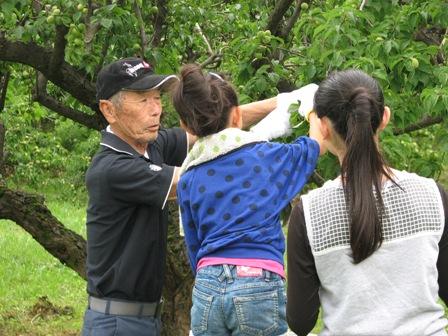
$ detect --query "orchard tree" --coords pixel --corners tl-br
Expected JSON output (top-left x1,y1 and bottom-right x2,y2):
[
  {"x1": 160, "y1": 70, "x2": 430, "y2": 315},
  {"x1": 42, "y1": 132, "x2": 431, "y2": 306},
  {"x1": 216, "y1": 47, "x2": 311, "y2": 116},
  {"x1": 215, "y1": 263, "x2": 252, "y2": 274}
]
[{"x1": 0, "y1": 0, "x2": 447, "y2": 334}]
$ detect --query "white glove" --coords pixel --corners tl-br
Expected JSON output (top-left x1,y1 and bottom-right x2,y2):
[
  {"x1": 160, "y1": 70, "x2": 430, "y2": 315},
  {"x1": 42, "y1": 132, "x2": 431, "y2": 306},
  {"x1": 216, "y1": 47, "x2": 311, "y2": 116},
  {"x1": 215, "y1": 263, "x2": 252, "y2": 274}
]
[
  {"x1": 294, "y1": 83, "x2": 318, "y2": 120},
  {"x1": 249, "y1": 84, "x2": 318, "y2": 140}
]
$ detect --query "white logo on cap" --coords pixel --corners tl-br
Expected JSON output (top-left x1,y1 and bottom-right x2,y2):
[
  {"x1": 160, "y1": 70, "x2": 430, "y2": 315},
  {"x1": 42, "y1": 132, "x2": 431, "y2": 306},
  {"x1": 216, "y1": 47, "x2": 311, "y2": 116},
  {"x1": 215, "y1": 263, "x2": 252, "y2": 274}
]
[
  {"x1": 149, "y1": 164, "x2": 162, "y2": 171},
  {"x1": 123, "y1": 61, "x2": 150, "y2": 77}
]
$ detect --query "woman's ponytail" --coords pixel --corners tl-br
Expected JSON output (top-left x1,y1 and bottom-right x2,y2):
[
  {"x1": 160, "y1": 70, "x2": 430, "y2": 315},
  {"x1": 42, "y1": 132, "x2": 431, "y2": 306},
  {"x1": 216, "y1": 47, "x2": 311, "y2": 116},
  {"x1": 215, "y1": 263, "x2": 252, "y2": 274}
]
[
  {"x1": 342, "y1": 90, "x2": 387, "y2": 263},
  {"x1": 315, "y1": 70, "x2": 395, "y2": 264}
]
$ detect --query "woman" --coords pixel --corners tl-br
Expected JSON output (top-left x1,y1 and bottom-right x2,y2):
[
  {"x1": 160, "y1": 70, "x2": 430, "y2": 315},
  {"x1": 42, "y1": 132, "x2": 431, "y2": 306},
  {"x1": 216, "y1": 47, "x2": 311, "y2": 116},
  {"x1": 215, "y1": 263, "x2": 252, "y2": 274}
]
[
  {"x1": 171, "y1": 63, "x2": 325, "y2": 336},
  {"x1": 286, "y1": 69, "x2": 448, "y2": 336}
]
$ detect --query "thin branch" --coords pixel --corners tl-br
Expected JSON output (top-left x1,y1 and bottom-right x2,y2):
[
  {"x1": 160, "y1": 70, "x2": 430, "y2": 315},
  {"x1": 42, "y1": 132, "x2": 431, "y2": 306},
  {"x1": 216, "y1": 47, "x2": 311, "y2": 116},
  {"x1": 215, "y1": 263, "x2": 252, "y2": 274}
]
[
  {"x1": 280, "y1": 0, "x2": 304, "y2": 40},
  {"x1": 266, "y1": 0, "x2": 295, "y2": 36},
  {"x1": 151, "y1": 0, "x2": 168, "y2": 47},
  {"x1": 133, "y1": 1, "x2": 148, "y2": 56},
  {"x1": 33, "y1": 73, "x2": 104, "y2": 130},
  {"x1": 310, "y1": 172, "x2": 324, "y2": 187},
  {"x1": 0, "y1": 71, "x2": 8, "y2": 174},
  {"x1": 359, "y1": 0, "x2": 367, "y2": 11},
  {"x1": 94, "y1": 31, "x2": 112, "y2": 76},
  {"x1": 393, "y1": 115, "x2": 443, "y2": 135},
  {"x1": 0, "y1": 71, "x2": 10, "y2": 113},
  {"x1": 194, "y1": 23, "x2": 213, "y2": 55},
  {"x1": 84, "y1": 0, "x2": 101, "y2": 53},
  {"x1": 194, "y1": 23, "x2": 223, "y2": 68},
  {"x1": 0, "y1": 122, "x2": 5, "y2": 174},
  {"x1": 200, "y1": 54, "x2": 222, "y2": 68},
  {"x1": 49, "y1": 25, "x2": 69, "y2": 77}
]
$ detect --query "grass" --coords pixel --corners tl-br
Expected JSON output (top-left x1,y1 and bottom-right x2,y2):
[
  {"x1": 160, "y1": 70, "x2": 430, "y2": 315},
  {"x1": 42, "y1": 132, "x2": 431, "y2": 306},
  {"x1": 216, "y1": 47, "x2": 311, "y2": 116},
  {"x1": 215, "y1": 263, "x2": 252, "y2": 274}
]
[{"x1": 0, "y1": 198, "x2": 87, "y2": 336}]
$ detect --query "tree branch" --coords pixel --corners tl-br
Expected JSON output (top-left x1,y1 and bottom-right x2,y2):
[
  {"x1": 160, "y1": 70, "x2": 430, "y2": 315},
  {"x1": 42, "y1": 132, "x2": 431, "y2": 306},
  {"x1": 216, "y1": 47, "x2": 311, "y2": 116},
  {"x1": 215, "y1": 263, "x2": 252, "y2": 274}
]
[
  {"x1": 133, "y1": 1, "x2": 148, "y2": 56},
  {"x1": 393, "y1": 115, "x2": 443, "y2": 135},
  {"x1": 0, "y1": 122, "x2": 5, "y2": 174},
  {"x1": 0, "y1": 186, "x2": 87, "y2": 279},
  {"x1": 94, "y1": 31, "x2": 113, "y2": 76},
  {"x1": 279, "y1": 0, "x2": 304, "y2": 40},
  {"x1": 0, "y1": 71, "x2": 7, "y2": 173},
  {"x1": 359, "y1": 0, "x2": 368, "y2": 10},
  {"x1": 0, "y1": 71, "x2": 10, "y2": 113},
  {"x1": 33, "y1": 73, "x2": 105, "y2": 130},
  {"x1": 84, "y1": 0, "x2": 101, "y2": 53},
  {"x1": 266, "y1": 0, "x2": 295, "y2": 36},
  {"x1": 0, "y1": 35, "x2": 99, "y2": 114},
  {"x1": 194, "y1": 23, "x2": 213, "y2": 55},
  {"x1": 49, "y1": 25, "x2": 69, "y2": 77},
  {"x1": 414, "y1": 27, "x2": 446, "y2": 64},
  {"x1": 151, "y1": 0, "x2": 168, "y2": 47},
  {"x1": 194, "y1": 23, "x2": 222, "y2": 68}
]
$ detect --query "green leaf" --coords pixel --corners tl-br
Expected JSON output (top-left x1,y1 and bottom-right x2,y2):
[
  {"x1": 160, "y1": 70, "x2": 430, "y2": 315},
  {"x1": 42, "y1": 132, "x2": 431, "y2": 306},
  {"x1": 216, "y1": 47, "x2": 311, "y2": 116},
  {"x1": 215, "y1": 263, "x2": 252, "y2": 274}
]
[{"x1": 100, "y1": 18, "x2": 113, "y2": 29}]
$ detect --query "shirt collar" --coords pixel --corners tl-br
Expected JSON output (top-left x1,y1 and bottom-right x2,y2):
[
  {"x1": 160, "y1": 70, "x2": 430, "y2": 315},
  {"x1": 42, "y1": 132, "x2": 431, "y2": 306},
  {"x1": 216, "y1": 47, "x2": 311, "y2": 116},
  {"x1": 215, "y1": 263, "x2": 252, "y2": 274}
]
[
  {"x1": 100, "y1": 126, "x2": 141, "y2": 157},
  {"x1": 180, "y1": 128, "x2": 264, "y2": 175}
]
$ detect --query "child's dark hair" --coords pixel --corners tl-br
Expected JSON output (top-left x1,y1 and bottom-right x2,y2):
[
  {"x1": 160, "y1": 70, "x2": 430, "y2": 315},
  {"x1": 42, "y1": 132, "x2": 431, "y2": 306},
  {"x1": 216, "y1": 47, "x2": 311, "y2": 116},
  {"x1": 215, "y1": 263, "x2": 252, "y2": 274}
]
[
  {"x1": 314, "y1": 69, "x2": 395, "y2": 264},
  {"x1": 171, "y1": 64, "x2": 238, "y2": 137}
]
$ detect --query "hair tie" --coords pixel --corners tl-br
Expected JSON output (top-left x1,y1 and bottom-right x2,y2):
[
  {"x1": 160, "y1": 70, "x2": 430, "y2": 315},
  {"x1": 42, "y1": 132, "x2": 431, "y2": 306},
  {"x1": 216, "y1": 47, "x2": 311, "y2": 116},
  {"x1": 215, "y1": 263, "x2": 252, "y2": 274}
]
[{"x1": 209, "y1": 72, "x2": 224, "y2": 81}]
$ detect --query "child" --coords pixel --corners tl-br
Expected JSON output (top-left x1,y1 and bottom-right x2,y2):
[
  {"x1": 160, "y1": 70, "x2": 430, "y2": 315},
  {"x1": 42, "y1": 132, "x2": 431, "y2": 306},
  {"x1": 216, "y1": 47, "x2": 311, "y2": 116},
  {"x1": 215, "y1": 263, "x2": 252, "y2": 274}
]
[{"x1": 172, "y1": 64, "x2": 324, "y2": 336}]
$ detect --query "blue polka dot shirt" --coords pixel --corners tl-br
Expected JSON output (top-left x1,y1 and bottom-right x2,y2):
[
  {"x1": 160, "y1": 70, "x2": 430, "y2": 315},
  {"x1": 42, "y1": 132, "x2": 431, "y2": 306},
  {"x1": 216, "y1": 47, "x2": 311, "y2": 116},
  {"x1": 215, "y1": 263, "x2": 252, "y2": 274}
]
[{"x1": 178, "y1": 136, "x2": 320, "y2": 273}]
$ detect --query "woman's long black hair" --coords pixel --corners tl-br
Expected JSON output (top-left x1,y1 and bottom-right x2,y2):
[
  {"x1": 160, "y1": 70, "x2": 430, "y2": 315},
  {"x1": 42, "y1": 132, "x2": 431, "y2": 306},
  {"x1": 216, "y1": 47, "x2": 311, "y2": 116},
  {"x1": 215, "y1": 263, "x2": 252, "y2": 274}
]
[{"x1": 314, "y1": 69, "x2": 395, "y2": 264}]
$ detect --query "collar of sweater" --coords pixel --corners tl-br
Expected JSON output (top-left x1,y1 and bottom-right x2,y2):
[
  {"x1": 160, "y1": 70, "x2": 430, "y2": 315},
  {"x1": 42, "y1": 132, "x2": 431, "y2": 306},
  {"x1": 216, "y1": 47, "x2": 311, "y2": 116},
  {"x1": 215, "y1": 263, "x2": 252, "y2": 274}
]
[{"x1": 180, "y1": 128, "x2": 265, "y2": 175}]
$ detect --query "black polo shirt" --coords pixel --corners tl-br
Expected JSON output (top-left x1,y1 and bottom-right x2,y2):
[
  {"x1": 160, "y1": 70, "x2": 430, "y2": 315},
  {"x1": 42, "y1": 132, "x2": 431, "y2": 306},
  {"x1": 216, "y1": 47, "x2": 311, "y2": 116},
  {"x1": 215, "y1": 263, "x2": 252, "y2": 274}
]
[{"x1": 85, "y1": 127, "x2": 187, "y2": 302}]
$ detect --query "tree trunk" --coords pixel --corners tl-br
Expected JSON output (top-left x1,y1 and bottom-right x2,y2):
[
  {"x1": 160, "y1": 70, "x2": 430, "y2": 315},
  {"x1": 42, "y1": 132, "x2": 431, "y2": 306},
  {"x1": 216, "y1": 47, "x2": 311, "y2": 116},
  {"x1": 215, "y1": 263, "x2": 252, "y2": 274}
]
[
  {"x1": 0, "y1": 123, "x2": 5, "y2": 173},
  {"x1": 163, "y1": 202, "x2": 194, "y2": 336},
  {"x1": 0, "y1": 186, "x2": 193, "y2": 335}
]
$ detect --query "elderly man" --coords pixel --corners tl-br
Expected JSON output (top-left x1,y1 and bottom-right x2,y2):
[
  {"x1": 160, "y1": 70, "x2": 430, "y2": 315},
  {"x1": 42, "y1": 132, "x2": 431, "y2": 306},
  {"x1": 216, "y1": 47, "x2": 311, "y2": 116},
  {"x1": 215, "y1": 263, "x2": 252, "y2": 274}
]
[{"x1": 82, "y1": 57, "x2": 278, "y2": 335}]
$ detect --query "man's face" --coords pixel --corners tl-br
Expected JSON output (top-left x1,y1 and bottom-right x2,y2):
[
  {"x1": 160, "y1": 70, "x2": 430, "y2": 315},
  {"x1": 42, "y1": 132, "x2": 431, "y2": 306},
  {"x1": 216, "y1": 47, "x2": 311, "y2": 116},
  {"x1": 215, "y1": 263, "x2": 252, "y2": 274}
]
[{"x1": 112, "y1": 89, "x2": 162, "y2": 146}]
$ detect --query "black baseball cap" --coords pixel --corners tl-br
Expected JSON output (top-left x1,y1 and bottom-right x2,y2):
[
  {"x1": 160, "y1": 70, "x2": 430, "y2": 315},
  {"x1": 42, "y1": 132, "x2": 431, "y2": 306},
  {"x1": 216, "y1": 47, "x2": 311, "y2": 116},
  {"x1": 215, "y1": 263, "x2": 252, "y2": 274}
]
[{"x1": 96, "y1": 57, "x2": 178, "y2": 101}]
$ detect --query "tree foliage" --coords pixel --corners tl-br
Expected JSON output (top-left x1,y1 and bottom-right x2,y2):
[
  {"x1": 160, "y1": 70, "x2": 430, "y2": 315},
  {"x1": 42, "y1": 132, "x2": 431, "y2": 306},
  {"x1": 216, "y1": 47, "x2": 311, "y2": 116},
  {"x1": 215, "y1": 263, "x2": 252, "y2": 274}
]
[{"x1": 0, "y1": 0, "x2": 447, "y2": 333}]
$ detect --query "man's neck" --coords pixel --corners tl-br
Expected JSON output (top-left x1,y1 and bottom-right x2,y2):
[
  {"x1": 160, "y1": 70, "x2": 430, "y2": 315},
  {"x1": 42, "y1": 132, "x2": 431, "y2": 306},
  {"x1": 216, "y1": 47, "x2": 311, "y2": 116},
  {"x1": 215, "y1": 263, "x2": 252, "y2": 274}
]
[{"x1": 106, "y1": 125, "x2": 148, "y2": 156}]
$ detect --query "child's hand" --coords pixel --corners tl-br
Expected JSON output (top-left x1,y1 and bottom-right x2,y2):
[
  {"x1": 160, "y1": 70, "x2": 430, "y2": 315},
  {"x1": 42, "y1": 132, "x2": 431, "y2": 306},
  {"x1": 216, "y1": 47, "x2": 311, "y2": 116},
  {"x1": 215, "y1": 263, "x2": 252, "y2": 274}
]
[{"x1": 290, "y1": 83, "x2": 319, "y2": 121}]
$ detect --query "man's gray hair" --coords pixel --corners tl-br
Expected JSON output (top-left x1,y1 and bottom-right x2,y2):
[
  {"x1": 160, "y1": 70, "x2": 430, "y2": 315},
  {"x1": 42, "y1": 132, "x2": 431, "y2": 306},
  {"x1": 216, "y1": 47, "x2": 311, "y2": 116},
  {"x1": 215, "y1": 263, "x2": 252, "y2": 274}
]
[{"x1": 109, "y1": 91, "x2": 123, "y2": 108}]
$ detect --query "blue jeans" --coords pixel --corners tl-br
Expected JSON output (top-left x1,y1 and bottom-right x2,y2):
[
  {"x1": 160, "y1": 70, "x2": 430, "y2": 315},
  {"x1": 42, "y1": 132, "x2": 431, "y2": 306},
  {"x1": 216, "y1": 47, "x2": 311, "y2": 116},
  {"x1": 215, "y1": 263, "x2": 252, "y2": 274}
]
[
  {"x1": 191, "y1": 264, "x2": 287, "y2": 336},
  {"x1": 81, "y1": 308, "x2": 161, "y2": 336}
]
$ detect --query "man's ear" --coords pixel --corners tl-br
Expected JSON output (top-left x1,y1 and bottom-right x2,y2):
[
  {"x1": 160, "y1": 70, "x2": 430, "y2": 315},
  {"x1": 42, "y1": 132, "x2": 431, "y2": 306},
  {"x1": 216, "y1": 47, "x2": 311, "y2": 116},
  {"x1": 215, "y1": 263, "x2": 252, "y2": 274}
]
[
  {"x1": 99, "y1": 99, "x2": 117, "y2": 124},
  {"x1": 379, "y1": 106, "x2": 391, "y2": 131}
]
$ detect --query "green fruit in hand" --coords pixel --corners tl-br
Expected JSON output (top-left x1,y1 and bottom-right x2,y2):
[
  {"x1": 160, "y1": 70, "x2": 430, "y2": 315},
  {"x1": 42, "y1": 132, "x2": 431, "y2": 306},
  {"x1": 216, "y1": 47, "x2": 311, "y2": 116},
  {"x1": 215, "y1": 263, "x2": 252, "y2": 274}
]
[
  {"x1": 410, "y1": 57, "x2": 419, "y2": 68},
  {"x1": 301, "y1": 2, "x2": 309, "y2": 10}
]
